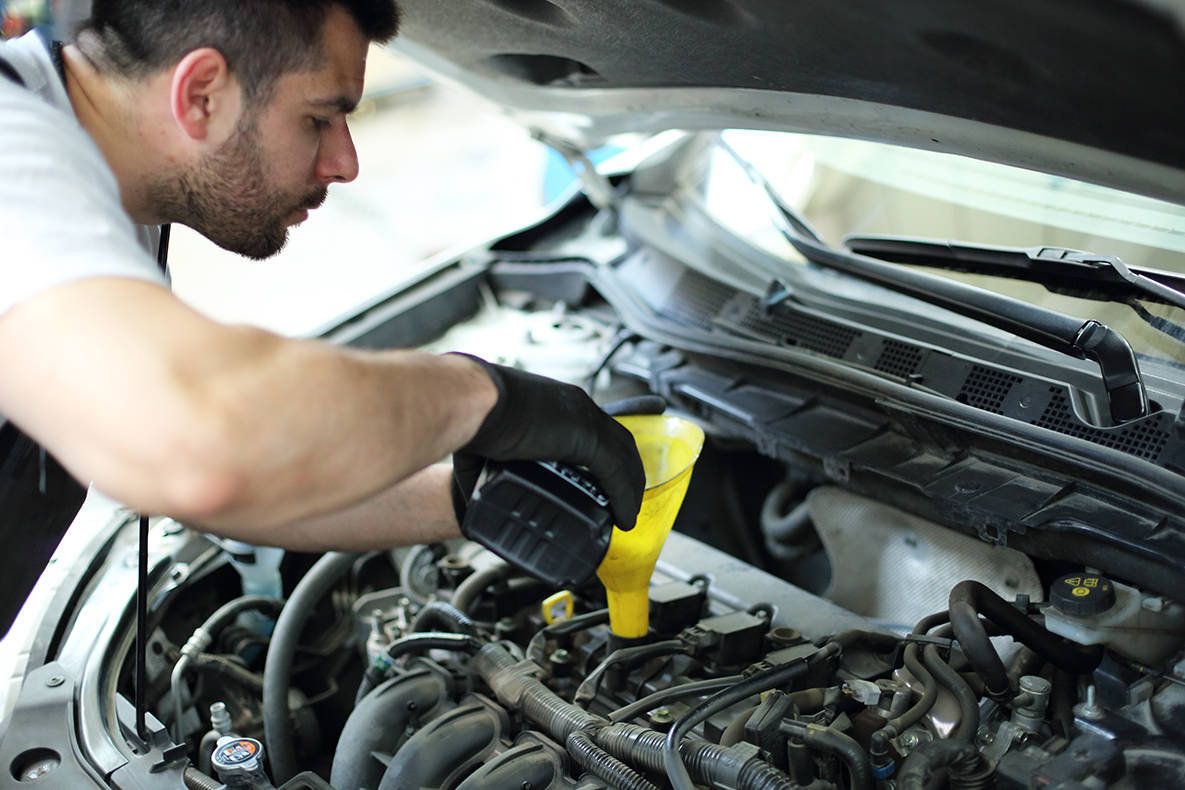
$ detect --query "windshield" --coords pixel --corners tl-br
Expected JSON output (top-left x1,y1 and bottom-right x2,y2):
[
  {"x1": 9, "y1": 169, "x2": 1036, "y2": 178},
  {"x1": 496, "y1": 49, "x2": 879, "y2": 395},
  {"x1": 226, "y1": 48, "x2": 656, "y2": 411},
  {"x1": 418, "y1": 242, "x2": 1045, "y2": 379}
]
[{"x1": 695, "y1": 130, "x2": 1185, "y2": 370}]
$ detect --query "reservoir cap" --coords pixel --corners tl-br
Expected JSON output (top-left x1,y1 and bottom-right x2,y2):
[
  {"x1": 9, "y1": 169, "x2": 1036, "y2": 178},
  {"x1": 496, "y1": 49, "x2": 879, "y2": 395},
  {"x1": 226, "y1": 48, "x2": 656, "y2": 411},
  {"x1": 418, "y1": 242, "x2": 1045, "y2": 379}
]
[
  {"x1": 212, "y1": 737, "x2": 267, "y2": 786},
  {"x1": 1050, "y1": 573, "x2": 1116, "y2": 616}
]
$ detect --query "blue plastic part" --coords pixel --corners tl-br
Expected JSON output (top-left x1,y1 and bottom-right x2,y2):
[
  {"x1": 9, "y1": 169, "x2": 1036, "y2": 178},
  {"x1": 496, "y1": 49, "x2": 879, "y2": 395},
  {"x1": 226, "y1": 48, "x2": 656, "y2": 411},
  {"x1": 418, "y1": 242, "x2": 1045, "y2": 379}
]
[{"x1": 872, "y1": 760, "x2": 896, "y2": 780}]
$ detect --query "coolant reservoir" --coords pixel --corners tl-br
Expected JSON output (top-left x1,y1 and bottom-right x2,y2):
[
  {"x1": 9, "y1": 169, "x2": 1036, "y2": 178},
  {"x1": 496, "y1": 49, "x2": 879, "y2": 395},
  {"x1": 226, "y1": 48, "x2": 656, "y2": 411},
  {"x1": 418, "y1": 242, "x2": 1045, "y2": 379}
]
[
  {"x1": 596, "y1": 415, "x2": 704, "y2": 638},
  {"x1": 1043, "y1": 572, "x2": 1185, "y2": 665}
]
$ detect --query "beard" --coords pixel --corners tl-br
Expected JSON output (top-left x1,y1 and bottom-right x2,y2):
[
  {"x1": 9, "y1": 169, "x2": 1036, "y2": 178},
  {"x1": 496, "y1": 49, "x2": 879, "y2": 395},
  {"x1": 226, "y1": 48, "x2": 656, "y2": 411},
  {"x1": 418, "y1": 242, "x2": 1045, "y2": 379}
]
[{"x1": 152, "y1": 113, "x2": 327, "y2": 261}]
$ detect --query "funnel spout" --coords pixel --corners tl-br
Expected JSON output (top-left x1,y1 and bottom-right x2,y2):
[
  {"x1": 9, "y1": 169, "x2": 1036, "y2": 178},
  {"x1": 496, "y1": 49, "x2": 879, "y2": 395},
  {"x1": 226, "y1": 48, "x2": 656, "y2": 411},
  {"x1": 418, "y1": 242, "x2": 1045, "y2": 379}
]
[{"x1": 596, "y1": 416, "x2": 704, "y2": 638}]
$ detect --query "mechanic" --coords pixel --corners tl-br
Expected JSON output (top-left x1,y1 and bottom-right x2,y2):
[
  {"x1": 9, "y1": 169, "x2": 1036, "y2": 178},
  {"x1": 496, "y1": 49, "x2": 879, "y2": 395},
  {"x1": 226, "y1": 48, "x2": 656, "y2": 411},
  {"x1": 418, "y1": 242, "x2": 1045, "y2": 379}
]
[{"x1": 0, "y1": 1, "x2": 644, "y2": 553}]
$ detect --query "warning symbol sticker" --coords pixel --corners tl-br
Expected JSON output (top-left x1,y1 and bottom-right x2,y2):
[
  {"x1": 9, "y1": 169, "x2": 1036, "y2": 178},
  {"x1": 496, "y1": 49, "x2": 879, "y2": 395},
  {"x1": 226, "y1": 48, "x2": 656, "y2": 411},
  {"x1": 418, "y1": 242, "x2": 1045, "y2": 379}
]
[
  {"x1": 1085, "y1": 578, "x2": 1098, "y2": 587},
  {"x1": 1065, "y1": 577, "x2": 1081, "y2": 586},
  {"x1": 1072, "y1": 587, "x2": 1090, "y2": 597}
]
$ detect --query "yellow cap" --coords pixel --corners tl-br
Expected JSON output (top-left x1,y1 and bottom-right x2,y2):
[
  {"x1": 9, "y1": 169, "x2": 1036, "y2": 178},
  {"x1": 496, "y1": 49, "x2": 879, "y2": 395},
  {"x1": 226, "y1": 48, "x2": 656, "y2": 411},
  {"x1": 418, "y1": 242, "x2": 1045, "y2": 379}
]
[{"x1": 596, "y1": 415, "x2": 704, "y2": 638}]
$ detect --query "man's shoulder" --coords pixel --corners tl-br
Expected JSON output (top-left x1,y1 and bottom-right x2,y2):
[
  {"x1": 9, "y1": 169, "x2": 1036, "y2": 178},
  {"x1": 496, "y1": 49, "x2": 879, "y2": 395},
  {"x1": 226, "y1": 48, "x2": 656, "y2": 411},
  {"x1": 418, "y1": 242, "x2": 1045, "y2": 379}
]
[{"x1": 0, "y1": 32, "x2": 65, "y2": 109}]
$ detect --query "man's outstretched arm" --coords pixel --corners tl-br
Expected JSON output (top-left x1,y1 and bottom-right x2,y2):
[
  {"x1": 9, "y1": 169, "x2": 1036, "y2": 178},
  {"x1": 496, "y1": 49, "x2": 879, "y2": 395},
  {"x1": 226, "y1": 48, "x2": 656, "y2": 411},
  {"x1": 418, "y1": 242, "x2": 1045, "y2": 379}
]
[
  {"x1": 0, "y1": 277, "x2": 497, "y2": 539},
  {"x1": 272, "y1": 463, "x2": 461, "y2": 552}
]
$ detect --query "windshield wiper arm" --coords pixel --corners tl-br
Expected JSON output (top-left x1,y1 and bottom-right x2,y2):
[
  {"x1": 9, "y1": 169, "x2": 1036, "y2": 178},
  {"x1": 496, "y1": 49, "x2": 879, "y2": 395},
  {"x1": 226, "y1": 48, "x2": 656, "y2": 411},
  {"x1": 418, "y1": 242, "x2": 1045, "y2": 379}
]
[
  {"x1": 844, "y1": 235, "x2": 1185, "y2": 311},
  {"x1": 714, "y1": 137, "x2": 1149, "y2": 423}
]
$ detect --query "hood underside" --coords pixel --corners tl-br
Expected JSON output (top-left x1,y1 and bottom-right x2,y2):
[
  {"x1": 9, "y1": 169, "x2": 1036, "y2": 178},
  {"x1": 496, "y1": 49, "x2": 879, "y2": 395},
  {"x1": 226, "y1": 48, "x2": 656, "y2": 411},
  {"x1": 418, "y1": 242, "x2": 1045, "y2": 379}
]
[{"x1": 394, "y1": 0, "x2": 1185, "y2": 205}]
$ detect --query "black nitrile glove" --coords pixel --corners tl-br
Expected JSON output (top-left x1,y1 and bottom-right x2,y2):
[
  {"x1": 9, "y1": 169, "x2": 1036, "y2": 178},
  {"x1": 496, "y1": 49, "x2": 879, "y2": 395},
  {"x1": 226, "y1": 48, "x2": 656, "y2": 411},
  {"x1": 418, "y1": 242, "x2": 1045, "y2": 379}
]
[{"x1": 450, "y1": 355, "x2": 646, "y2": 532}]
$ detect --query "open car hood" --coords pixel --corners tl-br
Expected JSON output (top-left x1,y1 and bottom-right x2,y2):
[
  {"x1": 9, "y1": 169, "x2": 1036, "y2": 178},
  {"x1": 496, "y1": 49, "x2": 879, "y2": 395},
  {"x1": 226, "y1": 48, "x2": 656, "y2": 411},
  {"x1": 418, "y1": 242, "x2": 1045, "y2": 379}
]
[{"x1": 394, "y1": 0, "x2": 1185, "y2": 205}]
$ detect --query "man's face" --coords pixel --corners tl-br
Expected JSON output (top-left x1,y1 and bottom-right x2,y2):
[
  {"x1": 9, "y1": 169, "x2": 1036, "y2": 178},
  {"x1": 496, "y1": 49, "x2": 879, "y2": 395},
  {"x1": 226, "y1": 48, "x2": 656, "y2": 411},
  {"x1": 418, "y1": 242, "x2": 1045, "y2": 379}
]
[{"x1": 179, "y1": 6, "x2": 368, "y2": 259}]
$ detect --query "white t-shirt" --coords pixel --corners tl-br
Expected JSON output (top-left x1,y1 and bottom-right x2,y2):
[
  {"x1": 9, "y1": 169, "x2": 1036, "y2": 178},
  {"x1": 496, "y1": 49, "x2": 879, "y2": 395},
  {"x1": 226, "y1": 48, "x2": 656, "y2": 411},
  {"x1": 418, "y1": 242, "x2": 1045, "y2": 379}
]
[{"x1": 0, "y1": 32, "x2": 168, "y2": 320}]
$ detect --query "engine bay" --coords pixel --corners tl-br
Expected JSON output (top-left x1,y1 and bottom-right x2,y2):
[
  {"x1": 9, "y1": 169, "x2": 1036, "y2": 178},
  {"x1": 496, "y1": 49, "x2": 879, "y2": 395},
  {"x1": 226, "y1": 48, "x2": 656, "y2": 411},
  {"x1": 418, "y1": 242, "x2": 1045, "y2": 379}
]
[
  {"x1": 80, "y1": 289, "x2": 1185, "y2": 790},
  {"x1": 127, "y1": 521, "x2": 1185, "y2": 790}
]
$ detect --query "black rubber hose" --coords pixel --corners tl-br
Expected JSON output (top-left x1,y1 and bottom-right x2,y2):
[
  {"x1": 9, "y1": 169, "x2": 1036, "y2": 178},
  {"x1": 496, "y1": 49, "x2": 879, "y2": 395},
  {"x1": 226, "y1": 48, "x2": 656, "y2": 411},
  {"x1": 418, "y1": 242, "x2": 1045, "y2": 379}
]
[
  {"x1": 171, "y1": 595, "x2": 284, "y2": 741},
  {"x1": 664, "y1": 644, "x2": 837, "y2": 790},
  {"x1": 265, "y1": 552, "x2": 362, "y2": 785},
  {"x1": 543, "y1": 607, "x2": 611, "y2": 636},
  {"x1": 567, "y1": 729, "x2": 660, "y2": 790},
  {"x1": 949, "y1": 581, "x2": 1104, "y2": 703},
  {"x1": 450, "y1": 561, "x2": 515, "y2": 616},
  {"x1": 786, "y1": 722, "x2": 872, "y2": 790},
  {"x1": 527, "y1": 608, "x2": 610, "y2": 663},
  {"x1": 575, "y1": 640, "x2": 689, "y2": 707},
  {"x1": 1007, "y1": 646, "x2": 1045, "y2": 681},
  {"x1": 921, "y1": 644, "x2": 979, "y2": 741},
  {"x1": 897, "y1": 739, "x2": 995, "y2": 790},
  {"x1": 353, "y1": 633, "x2": 483, "y2": 703},
  {"x1": 825, "y1": 629, "x2": 901, "y2": 654},
  {"x1": 192, "y1": 653, "x2": 264, "y2": 693},
  {"x1": 412, "y1": 601, "x2": 478, "y2": 635},
  {"x1": 880, "y1": 644, "x2": 937, "y2": 736},
  {"x1": 200, "y1": 595, "x2": 286, "y2": 637},
  {"x1": 596, "y1": 724, "x2": 798, "y2": 790},
  {"x1": 389, "y1": 632, "x2": 483, "y2": 661},
  {"x1": 1050, "y1": 668, "x2": 1077, "y2": 740},
  {"x1": 720, "y1": 706, "x2": 758, "y2": 747},
  {"x1": 609, "y1": 675, "x2": 746, "y2": 723}
]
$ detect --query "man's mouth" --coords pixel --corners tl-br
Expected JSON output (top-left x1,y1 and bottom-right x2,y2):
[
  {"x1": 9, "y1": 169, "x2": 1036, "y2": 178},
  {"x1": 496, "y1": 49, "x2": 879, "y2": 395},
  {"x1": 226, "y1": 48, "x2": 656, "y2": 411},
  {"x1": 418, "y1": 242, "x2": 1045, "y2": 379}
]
[{"x1": 287, "y1": 189, "x2": 328, "y2": 226}]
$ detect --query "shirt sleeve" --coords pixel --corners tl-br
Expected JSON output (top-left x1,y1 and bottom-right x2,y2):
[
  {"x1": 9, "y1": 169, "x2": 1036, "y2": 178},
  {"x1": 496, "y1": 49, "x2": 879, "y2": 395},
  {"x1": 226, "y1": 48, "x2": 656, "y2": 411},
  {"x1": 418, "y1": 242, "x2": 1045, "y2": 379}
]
[{"x1": 0, "y1": 80, "x2": 168, "y2": 319}]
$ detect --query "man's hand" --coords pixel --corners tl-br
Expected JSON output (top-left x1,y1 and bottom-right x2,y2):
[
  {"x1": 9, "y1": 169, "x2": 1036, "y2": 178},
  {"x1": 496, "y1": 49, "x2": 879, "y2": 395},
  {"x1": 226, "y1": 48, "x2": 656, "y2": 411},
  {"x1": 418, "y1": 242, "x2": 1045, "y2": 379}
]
[{"x1": 450, "y1": 356, "x2": 646, "y2": 531}]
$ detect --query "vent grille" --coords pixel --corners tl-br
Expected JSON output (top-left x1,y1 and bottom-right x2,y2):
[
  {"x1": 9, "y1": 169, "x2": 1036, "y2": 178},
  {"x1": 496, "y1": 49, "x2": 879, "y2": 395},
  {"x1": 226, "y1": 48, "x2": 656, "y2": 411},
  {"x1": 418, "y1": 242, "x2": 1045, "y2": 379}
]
[
  {"x1": 1034, "y1": 388, "x2": 1170, "y2": 460},
  {"x1": 874, "y1": 339, "x2": 925, "y2": 378},
  {"x1": 736, "y1": 302, "x2": 859, "y2": 359},
  {"x1": 958, "y1": 366, "x2": 1022, "y2": 415},
  {"x1": 658, "y1": 270, "x2": 736, "y2": 330}
]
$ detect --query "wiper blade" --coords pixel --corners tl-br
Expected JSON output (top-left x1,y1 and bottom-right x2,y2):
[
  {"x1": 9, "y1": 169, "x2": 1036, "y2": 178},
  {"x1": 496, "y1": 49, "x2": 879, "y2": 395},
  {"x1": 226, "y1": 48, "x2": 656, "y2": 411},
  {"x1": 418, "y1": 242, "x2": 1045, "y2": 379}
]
[
  {"x1": 844, "y1": 235, "x2": 1185, "y2": 311},
  {"x1": 715, "y1": 136, "x2": 1149, "y2": 424}
]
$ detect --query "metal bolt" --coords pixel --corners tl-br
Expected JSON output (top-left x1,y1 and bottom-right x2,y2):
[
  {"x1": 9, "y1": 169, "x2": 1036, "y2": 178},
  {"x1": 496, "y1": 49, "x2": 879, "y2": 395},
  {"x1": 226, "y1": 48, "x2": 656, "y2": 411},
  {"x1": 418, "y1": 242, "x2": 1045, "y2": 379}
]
[
  {"x1": 1074, "y1": 685, "x2": 1105, "y2": 721},
  {"x1": 898, "y1": 732, "x2": 919, "y2": 749},
  {"x1": 522, "y1": 783, "x2": 533, "y2": 790},
  {"x1": 976, "y1": 726, "x2": 995, "y2": 746},
  {"x1": 45, "y1": 676, "x2": 64, "y2": 688},
  {"x1": 650, "y1": 707, "x2": 674, "y2": 725},
  {"x1": 551, "y1": 649, "x2": 571, "y2": 663}
]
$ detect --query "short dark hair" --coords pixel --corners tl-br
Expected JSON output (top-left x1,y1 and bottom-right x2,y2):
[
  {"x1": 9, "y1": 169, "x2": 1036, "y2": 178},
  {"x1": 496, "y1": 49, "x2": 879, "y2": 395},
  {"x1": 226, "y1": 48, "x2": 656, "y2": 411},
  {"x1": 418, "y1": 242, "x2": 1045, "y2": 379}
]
[{"x1": 74, "y1": 0, "x2": 400, "y2": 104}]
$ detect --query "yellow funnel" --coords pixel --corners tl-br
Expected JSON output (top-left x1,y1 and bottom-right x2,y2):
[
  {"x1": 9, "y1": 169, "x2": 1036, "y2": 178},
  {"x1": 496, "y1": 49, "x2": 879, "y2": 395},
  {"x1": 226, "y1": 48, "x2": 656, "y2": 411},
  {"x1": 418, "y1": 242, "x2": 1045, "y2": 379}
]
[{"x1": 597, "y1": 415, "x2": 704, "y2": 638}]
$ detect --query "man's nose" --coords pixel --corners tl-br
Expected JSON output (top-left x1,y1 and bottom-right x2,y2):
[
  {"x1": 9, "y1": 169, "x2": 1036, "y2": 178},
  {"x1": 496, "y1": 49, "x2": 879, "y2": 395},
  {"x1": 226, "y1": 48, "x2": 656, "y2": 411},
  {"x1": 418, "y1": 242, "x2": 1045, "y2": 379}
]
[{"x1": 317, "y1": 120, "x2": 360, "y2": 184}]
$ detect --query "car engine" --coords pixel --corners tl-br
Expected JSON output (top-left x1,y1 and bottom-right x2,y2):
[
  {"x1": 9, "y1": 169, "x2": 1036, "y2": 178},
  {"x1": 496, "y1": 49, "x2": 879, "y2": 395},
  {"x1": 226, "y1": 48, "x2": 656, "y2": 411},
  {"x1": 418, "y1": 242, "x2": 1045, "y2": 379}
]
[
  {"x1": 112, "y1": 300, "x2": 1185, "y2": 790},
  {"x1": 149, "y1": 531, "x2": 1185, "y2": 790}
]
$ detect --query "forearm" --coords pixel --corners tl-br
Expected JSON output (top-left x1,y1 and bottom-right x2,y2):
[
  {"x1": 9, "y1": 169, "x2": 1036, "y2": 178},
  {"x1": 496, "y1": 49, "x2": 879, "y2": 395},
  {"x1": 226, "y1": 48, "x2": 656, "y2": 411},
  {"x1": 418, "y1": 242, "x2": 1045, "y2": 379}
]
[
  {"x1": 205, "y1": 464, "x2": 461, "y2": 552},
  {"x1": 179, "y1": 338, "x2": 493, "y2": 529},
  {"x1": 0, "y1": 280, "x2": 496, "y2": 528}
]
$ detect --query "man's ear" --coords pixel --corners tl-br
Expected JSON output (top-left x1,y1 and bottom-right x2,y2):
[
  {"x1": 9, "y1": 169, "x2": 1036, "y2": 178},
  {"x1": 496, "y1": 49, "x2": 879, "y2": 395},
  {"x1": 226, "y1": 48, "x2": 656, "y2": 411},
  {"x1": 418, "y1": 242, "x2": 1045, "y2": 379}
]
[{"x1": 169, "y1": 48, "x2": 241, "y2": 142}]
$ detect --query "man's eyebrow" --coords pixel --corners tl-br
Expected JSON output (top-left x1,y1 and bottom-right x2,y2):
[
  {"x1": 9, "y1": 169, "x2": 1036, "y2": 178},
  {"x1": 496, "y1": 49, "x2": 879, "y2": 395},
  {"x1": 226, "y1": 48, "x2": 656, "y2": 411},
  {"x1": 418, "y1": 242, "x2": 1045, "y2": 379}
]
[{"x1": 308, "y1": 96, "x2": 358, "y2": 114}]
